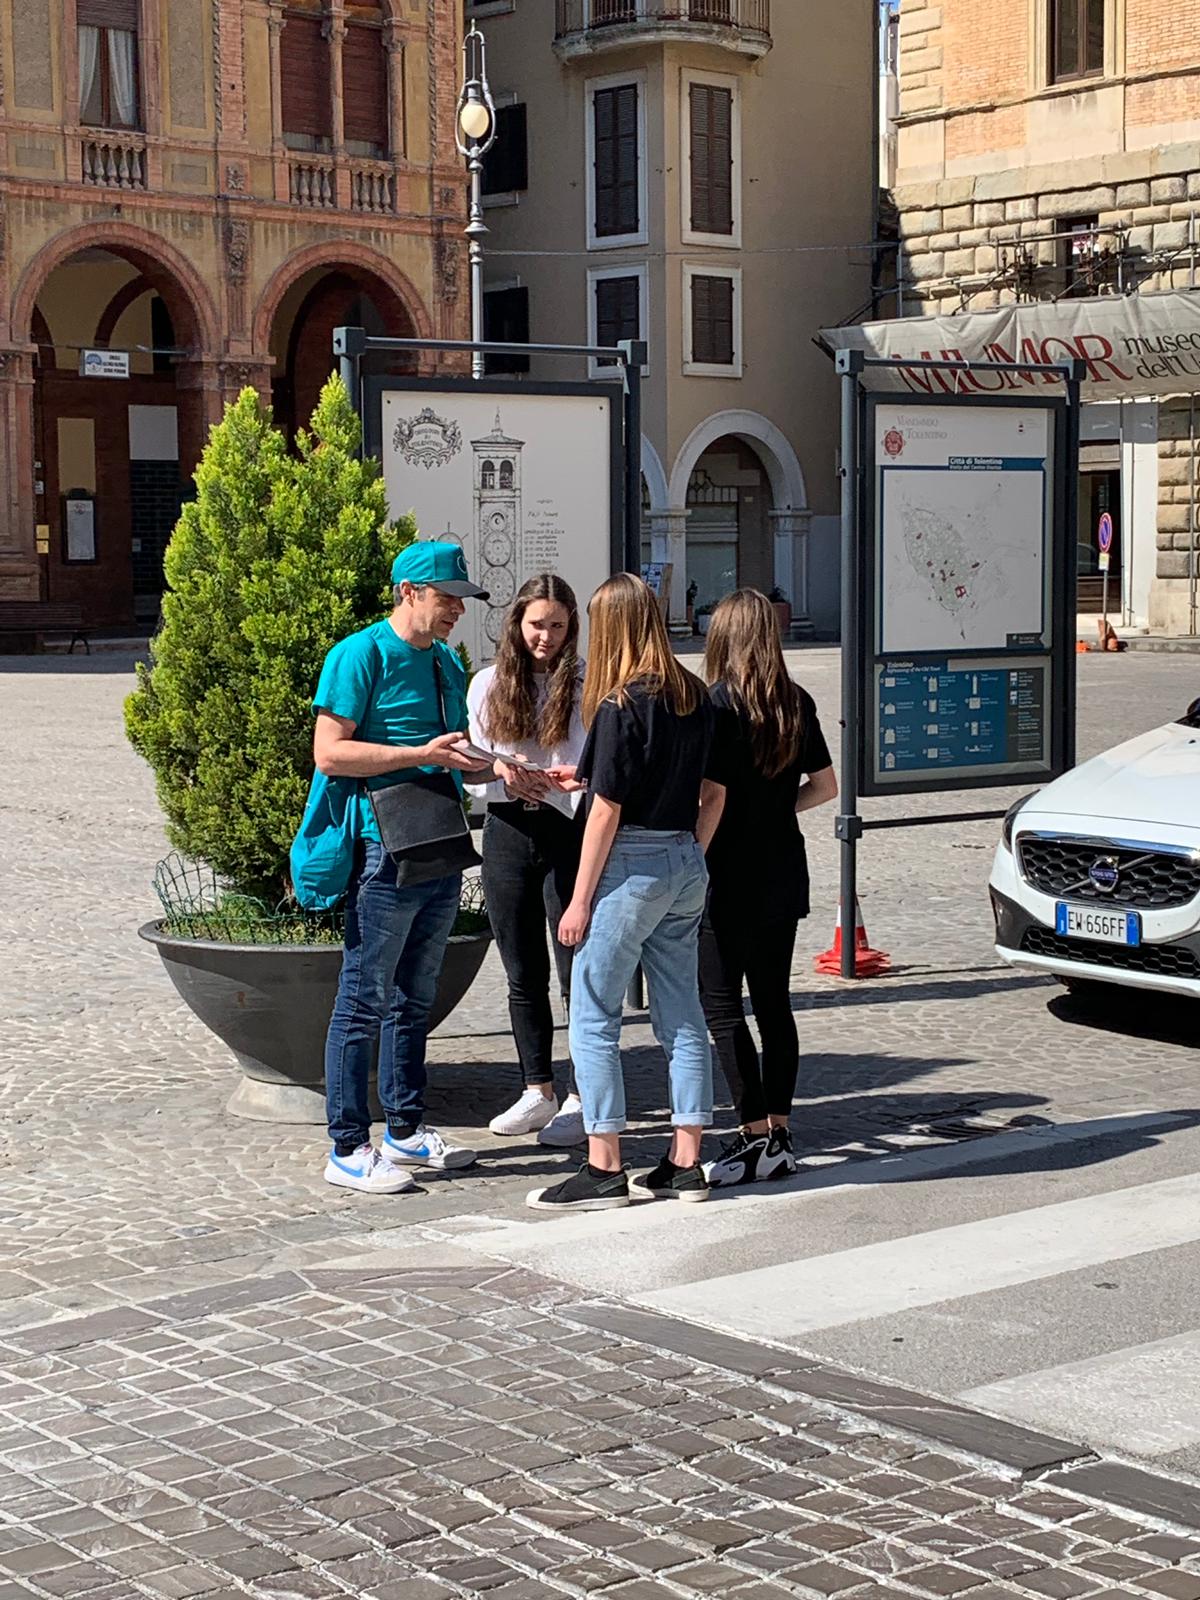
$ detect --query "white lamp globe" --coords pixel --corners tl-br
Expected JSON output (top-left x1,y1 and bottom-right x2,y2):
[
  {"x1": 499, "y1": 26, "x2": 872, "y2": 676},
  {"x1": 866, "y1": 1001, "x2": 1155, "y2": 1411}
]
[{"x1": 459, "y1": 99, "x2": 491, "y2": 142}]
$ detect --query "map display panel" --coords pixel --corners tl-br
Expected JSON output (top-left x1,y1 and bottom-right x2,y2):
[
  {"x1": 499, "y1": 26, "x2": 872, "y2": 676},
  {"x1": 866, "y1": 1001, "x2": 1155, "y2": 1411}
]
[{"x1": 875, "y1": 404, "x2": 1052, "y2": 656}]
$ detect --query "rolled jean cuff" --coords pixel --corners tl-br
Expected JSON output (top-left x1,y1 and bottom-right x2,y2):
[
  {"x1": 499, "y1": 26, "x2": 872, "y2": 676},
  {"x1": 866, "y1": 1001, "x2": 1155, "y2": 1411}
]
[
  {"x1": 585, "y1": 1118, "x2": 627, "y2": 1134},
  {"x1": 671, "y1": 1112, "x2": 713, "y2": 1128}
]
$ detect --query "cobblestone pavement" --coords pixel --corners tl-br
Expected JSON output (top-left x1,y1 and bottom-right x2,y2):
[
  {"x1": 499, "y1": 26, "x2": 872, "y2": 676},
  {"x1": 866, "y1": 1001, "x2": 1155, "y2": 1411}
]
[
  {"x1": 4, "y1": 1251, "x2": 1200, "y2": 1600},
  {"x1": 3, "y1": 648, "x2": 1200, "y2": 1597}
]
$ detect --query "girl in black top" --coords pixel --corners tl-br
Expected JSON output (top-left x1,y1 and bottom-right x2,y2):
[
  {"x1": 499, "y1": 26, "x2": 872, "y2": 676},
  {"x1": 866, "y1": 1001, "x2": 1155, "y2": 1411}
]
[
  {"x1": 525, "y1": 573, "x2": 727, "y2": 1211},
  {"x1": 699, "y1": 588, "x2": 837, "y2": 1187}
]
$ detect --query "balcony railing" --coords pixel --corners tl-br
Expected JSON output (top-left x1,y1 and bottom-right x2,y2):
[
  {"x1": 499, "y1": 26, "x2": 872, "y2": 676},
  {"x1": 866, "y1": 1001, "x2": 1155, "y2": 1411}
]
[
  {"x1": 289, "y1": 158, "x2": 337, "y2": 208},
  {"x1": 350, "y1": 162, "x2": 396, "y2": 215},
  {"x1": 81, "y1": 133, "x2": 147, "y2": 190},
  {"x1": 555, "y1": 0, "x2": 770, "y2": 48}
]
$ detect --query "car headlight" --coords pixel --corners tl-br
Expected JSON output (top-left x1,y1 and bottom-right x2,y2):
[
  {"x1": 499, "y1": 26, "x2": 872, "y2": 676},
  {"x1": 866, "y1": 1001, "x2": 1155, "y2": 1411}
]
[{"x1": 1001, "y1": 792, "x2": 1038, "y2": 852}]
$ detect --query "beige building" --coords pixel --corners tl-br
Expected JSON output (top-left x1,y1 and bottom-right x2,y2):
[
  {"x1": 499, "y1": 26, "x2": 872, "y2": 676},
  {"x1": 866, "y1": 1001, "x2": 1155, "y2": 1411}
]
[
  {"x1": 0, "y1": 0, "x2": 467, "y2": 631},
  {"x1": 467, "y1": 0, "x2": 875, "y2": 635},
  {"x1": 890, "y1": 0, "x2": 1200, "y2": 635}
]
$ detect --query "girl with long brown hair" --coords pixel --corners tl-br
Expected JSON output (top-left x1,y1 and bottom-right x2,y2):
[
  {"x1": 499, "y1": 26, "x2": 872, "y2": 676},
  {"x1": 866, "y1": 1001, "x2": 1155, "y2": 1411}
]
[
  {"x1": 699, "y1": 588, "x2": 836, "y2": 1187},
  {"x1": 466, "y1": 573, "x2": 587, "y2": 1147},
  {"x1": 526, "y1": 573, "x2": 726, "y2": 1212}
]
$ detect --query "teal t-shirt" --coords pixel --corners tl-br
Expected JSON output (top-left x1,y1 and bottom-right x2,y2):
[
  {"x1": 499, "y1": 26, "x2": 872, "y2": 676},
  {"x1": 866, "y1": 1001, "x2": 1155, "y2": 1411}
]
[{"x1": 312, "y1": 619, "x2": 469, "y2": 842}]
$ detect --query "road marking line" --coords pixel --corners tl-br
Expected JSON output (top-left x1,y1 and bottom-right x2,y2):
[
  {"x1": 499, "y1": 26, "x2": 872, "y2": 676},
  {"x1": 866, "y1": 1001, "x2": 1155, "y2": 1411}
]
[
  {"x1": 637, "y1": 1171, "x2": 1200, "y2": 1339},
  {"x1": 961, "y1": 1329, "x2": 1200, "y2": 1456}
]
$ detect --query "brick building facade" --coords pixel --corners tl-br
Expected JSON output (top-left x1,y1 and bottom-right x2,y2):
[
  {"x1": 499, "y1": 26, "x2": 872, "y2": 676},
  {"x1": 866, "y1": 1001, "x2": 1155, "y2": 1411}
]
[
  {"x1": 0, "y1": 0, "x2": 468, "y2": 630},
  {"x1": 890, "y1": 0, "x2": 1200, "y2": 635}
]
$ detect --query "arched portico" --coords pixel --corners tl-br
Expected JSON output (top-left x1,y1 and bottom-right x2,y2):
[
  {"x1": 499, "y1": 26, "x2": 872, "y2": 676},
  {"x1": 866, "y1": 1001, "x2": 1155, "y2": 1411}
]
[{"x1": 666, "y1": 409, "x2": 812, "y2": 630}]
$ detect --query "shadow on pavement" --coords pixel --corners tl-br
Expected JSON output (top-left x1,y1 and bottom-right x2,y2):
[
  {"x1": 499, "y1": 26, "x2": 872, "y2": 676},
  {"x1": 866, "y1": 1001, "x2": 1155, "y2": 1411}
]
[{"x1": 1047, "y1": 988, "x2": 1199, "y2": 1048}]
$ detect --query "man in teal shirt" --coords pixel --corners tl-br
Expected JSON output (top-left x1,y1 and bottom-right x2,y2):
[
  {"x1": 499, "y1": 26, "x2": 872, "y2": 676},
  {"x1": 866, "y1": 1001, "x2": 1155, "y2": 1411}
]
[{"x1": 314, "y1": 541, "x2": 491, "y2": 1193}]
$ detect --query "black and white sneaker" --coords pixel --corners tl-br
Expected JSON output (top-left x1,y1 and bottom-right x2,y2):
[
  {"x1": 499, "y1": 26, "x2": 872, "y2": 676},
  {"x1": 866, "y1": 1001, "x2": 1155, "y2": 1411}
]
[
  {"x1": 759, "y1": 1125, "x2": 798, "y2": 1180},
  {"x1": 629, "y1": 1157, "x2": 710, "y2": 1203},
  {"x1": 703, "y1": 1130, "x2": 768, "y2": 1188},
  {"x1": 526, "y1": 1162, "x2": 630, "y2": 1212}
]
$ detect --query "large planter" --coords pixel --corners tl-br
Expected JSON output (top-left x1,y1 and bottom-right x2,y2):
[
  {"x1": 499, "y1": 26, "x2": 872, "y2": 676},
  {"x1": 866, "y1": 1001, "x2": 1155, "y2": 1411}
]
[{"x1": 140, "y1": 921, "x2": 492, "y2": 1123}]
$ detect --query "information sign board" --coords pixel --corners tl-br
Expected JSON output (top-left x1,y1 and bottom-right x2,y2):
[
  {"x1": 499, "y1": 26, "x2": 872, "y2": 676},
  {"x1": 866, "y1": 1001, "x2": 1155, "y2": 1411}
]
[
  {"x1": 860, "y1": 395, "x2": 1072, "y2": 797},
  {"x1": 365, "y1": 377, "x2": 622, "y2": 668}
]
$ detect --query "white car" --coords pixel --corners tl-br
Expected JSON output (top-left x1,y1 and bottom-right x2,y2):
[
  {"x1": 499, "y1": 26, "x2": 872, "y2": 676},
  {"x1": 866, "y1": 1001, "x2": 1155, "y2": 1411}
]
[{"x1": 989, "y1": 697, "x2": 1200, "y2": 1003}]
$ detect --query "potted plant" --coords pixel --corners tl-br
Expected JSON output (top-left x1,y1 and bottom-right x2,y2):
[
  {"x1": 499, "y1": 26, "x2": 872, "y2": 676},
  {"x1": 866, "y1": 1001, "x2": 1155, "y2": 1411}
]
[
  {"x1": 768, "y1": 586, "x2": 792, "y2": 636},
  {"x1": 126, "y1": 378, "x2": 492, "y2": 1123}
]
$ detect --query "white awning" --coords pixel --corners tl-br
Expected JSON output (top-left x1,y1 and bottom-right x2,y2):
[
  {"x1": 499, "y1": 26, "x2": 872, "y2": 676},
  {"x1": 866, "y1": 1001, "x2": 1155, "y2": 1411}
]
[{"x1": 822, "y1": 288, "x2": 1200, "y2": 402}]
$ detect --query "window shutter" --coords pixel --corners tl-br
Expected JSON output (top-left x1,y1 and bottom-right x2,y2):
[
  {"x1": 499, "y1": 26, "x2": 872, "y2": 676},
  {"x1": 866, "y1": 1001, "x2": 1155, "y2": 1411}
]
[
  {"x1": 281, "y1": 13, "x2": 332, "y2": 141},
  {"x1": 484, "y1": 287, "x2": 531, "y2": 375},
  {"x1": 690, "y1": 83, "x2": 733, "y2": 236},
  {"x1": 77, "y1": 0, "x2": 138, "y2": 26},
  {"x1": 483, "y1": 104, "x2": 529, "y2": 195},
  {"x1": 343, "y1": 22, "x2": 388, "y2": 153},
  {"x1": 594, "y1": 84, "x2": 639, "y2": 238},
  {"x1": 691, "y1": 275, "x2": 734, "y2": 366},
  {"x1": 595, "y1": 275, "x2": 640, "y2": 363}
]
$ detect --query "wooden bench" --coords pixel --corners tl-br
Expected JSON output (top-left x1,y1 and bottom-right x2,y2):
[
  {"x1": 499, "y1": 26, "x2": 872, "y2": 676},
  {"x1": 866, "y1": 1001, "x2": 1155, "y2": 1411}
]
[{"x1": 0, "y1": 603, "x2": 90, "y2": 654}]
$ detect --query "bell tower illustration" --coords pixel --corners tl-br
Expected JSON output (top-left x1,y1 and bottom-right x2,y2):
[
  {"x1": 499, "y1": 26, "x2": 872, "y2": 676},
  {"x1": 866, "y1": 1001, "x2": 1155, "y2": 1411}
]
[{"x1": 472, "y1": 411, "x2": 525, "y2": 643}]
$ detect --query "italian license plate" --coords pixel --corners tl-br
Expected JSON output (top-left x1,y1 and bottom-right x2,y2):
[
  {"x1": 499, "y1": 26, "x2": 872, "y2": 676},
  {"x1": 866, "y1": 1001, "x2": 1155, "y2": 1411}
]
[{"x1": 1055, "y1": 903, "x2": 1141, "y2": 946}]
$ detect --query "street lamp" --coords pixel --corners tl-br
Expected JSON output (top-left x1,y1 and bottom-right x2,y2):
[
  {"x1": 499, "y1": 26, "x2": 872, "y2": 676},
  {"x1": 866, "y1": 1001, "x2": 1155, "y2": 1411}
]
[{"x1": 455, "y1": 22, "x2": 498, "y2": 380}]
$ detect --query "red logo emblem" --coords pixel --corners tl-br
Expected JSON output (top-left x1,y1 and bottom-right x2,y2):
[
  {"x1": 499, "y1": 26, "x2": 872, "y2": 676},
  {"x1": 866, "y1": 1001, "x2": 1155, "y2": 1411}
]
[{"x1": 883, "y1": 429, "x2": 905, "y2": 458}]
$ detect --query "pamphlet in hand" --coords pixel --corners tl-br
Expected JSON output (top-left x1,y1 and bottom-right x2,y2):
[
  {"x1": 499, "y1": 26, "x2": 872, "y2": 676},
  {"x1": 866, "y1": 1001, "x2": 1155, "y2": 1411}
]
[{"x1": 452, "y1": 739, "x2": 554, "y2": 774}]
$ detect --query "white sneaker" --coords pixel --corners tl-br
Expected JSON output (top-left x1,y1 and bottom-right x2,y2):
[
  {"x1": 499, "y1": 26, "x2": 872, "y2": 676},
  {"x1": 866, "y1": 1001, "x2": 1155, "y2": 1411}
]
[
  {"x1": 381, "y1": 1124, "x2": 476, "y2": 1171},
  {"x1": 538, "y1": 1093, "x2": 586, "y2": 1148},
  {"x1": 489, "y1": 1087, "x2": 559, "y2": 1137},
  {"x1": 324, "y1": 1144, "x2": 417, "y2": 1195}
]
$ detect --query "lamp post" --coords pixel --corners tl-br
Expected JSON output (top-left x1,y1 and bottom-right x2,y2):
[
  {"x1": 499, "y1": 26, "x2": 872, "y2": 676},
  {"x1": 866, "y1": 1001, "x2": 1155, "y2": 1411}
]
[{"x1": 455, "y1": 23, "x2": 498, "y2": 380}]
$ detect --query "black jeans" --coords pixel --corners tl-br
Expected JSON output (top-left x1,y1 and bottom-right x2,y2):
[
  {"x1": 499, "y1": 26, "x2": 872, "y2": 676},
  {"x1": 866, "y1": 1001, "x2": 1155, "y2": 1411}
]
[
  {"x1": 481, "y1": 803, "x2": 582, "y2": 1089},
  {"x1": 698, "y1": 904, "x2": 799, "y2": 1125}
]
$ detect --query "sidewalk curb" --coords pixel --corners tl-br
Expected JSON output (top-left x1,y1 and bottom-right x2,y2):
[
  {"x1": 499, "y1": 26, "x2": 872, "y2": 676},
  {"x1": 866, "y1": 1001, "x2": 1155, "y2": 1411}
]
[{"x1": 562, "y1": 1301, "x2": 1200, "y2": 1533}]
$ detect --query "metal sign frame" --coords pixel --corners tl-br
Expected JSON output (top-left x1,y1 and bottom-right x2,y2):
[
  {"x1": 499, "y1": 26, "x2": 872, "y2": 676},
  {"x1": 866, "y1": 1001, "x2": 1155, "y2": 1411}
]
[
  {"x1": 335, "y1": 327, "x2": 647, "y2": 575},
  {"x1": 858, "y1": 390, "x2": 1074, "y2": 799},
  {"x1": 831, "y1": 348, "x2": 1084, "y2": 978}
]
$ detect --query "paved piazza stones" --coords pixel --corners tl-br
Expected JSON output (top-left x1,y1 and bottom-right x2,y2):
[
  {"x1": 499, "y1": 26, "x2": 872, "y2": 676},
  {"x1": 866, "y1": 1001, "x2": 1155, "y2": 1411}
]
[{"x1": 2, "y1": 646, "x2": 1200, "y2": 1599}]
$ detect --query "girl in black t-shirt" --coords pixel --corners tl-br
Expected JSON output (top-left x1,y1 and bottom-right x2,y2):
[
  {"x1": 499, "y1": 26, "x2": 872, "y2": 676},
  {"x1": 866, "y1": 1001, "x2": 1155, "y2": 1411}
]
[
  {"x1": 525, "y1": 573, "x2": 727, "y2": 1212},
  {"x1": 699, "y1": 588, "x2": 837, "y2": 1188}
]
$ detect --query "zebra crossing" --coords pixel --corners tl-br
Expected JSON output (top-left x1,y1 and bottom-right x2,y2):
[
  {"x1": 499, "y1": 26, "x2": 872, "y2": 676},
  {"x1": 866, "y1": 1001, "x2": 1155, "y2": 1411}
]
[{"x1": 441, "y1": 1109, "x2": 1200, "y2": 1478}]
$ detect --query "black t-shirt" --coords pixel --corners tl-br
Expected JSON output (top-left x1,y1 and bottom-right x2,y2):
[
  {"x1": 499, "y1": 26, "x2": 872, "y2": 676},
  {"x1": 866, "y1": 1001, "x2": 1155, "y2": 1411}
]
[
  {"x1": 576, "y1": 680, "x2": 717, "y2": 831},
  {"x1": 705, "y1": 681, "x2": 832, "y2": 919}
]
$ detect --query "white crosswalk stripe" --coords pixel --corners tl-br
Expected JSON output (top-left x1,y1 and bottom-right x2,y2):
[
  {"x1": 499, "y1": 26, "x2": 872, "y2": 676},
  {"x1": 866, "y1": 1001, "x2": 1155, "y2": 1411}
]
[{"x1": 443, "y1": 1111, "x2": 1200, "y2": 1469}]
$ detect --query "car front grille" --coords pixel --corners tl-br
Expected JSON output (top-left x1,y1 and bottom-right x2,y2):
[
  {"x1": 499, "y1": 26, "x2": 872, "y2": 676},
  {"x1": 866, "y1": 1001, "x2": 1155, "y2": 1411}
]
[
  {"x1": 1018, "y1": 835, "x2": 1200, "y2": 909},
  {"x1": 1021, "y1": 927, "x2": 1200, "y2": 979}
]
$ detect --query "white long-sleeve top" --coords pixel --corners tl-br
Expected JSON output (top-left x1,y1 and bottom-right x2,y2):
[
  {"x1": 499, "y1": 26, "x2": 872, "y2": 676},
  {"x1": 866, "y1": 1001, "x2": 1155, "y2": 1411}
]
[{"x1": 465, "y1": 662, "x2": 587, "y2": 818}]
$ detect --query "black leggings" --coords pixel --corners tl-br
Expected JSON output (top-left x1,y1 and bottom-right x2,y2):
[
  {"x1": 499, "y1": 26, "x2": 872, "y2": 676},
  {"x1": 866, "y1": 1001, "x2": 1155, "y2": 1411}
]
[
  {"x1": 481, "y1": 803, "x2": 581, "y2": 1090},
  {"x1": 698, "y1": 907, "x2": 799, "y2": 1125}
]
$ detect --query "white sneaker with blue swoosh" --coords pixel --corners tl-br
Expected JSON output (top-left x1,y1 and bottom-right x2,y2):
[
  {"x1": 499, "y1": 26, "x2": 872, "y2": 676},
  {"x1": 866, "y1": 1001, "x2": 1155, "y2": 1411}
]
[
  {"x1": 381, "y1": 1124, "x2": 476, "y2": 1171},
  {"x1": 324, "y1": 1144, "x2": 416, "y2": 1194}
]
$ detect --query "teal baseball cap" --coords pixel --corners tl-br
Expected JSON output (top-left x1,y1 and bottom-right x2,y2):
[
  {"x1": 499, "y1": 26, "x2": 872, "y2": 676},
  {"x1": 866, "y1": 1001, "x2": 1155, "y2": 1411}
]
[{"x1": 392, "y1": 539, "x2": 489, "y2": 600}]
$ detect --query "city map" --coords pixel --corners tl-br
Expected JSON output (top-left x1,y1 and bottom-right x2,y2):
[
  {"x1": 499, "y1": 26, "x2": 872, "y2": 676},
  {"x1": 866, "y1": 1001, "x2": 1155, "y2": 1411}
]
[{"x1": 879, "y1": 463, "x2": 1047, "y2": 654}]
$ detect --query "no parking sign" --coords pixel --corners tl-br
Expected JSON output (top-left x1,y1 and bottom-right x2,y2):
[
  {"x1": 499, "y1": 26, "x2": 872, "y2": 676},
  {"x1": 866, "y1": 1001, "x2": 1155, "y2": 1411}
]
[{"x1": 1097, "y1": 511, "x2": 1113, "y2": 571}]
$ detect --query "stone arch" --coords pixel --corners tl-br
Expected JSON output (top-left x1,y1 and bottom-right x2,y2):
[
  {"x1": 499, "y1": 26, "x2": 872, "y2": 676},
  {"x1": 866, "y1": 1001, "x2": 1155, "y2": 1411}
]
[
  {"x1": 94, "y1": 278, "x2": 154, "y2": 349},
  {"x1": 251, "y1": 241, "x2": 432, "y2": 354},
  {"x1": 668, "y1": 409, "x2": 807, "y2": 513},
  {"x1": 640, "y1": 433, "x2": 669, "y2": 513},
  {"x1": 12, "y1": 220, "x2": 220, "y2": 355}
]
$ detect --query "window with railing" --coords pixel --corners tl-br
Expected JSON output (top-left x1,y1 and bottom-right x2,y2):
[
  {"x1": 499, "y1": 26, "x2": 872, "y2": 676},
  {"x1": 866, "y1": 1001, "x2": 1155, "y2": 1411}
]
[{"x1": 78, "y1": 0, "x2": 140, "y2": 130}]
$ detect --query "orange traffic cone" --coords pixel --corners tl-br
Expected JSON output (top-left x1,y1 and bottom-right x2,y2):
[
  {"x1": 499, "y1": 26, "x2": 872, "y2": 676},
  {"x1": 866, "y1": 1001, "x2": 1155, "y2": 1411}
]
[{"x1": 814, "y1": 898, "x2": 891, "y2": 978}]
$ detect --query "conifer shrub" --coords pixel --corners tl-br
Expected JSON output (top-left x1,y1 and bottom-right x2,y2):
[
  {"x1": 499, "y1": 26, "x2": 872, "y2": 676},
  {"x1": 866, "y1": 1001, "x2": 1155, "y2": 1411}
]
[{"x1": 125, "y1": 377, "x2": 414, "y2": 908}]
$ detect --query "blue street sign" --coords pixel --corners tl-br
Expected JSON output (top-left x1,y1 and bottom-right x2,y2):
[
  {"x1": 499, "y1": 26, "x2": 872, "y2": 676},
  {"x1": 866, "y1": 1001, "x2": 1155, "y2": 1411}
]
[{"x1": 1098, "y1": 511, "x2": 1114, "y2": 553}]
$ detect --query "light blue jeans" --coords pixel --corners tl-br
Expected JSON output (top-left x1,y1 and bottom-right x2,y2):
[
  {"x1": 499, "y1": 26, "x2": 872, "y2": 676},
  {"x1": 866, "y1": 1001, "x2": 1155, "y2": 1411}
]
[{"x1": 569, "y1": 828, "x2": 713, "y2": 1136}]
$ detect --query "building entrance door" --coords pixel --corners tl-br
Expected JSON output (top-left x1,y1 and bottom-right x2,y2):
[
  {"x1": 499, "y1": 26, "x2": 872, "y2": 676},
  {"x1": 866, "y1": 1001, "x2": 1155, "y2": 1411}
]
[{"x1": 1077, "y1": 466, "x2": 1121, "y2": 613}]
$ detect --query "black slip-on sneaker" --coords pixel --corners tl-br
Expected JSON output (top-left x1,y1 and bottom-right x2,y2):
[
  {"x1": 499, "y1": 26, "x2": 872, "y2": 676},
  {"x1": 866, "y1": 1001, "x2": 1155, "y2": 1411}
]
[
  {"x1": 629, "y1": 1156, "x2": 710, "y2": 1203},
  {"x1": 526, "y1": 1162, "x2": 630, "y2": 1212}
]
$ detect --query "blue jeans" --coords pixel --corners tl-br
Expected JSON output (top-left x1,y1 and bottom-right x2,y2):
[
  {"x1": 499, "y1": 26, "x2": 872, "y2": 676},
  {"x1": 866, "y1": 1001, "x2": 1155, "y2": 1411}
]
[
  {"x1": 569, "y1": 829, "x2": 712, "y2": 1136},
  {"x1": 325, "y1": 840, "x2": 460, "y2": 1150}
]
